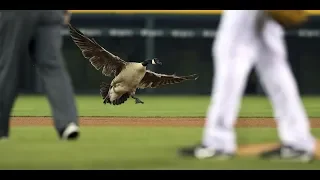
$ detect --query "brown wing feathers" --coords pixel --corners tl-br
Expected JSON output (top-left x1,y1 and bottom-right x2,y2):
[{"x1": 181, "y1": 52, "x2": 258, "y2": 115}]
[
  {"x1": 68, "y1": 23, "x2": 126, "y2": 77},
  {"x1": 68, "y1": 24, "x2": 107, "y2": 71},
  {"x1": 138, "y1": 70, "x2": 198, "y2": 89},
  {"x1": 69, "y1": 23, "x2": 199, "y2": 104}
]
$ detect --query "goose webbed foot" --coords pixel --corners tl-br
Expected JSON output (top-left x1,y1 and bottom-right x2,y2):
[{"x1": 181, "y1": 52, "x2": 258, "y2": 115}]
[{"x1": 131, "y1": 95, "x2": 144, "y2": 104}]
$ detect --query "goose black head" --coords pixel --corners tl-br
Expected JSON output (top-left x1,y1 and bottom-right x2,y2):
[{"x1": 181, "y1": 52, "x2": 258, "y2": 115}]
[{"x1": 142, "y1": 58, "x2": 162, "y2": 66}]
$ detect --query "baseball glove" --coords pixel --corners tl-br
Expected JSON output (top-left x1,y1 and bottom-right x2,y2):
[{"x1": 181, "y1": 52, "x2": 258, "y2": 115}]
[{"x1": 265, "y1": 10, "x2": 309, "y2": 27}]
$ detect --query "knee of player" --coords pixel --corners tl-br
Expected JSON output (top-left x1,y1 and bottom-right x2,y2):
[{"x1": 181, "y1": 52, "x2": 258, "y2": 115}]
[{"x1": 36, "y1": 59, "x2": 65, "y2": 71}]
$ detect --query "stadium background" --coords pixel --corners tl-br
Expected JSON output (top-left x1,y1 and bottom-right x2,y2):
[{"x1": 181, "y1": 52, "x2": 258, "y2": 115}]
[
  {"x1": 19, "y1": 10, "x2": 320, "y2": 95},
  {"x1": 4, "y1": 10, "x2": 320, "y2": 170}
]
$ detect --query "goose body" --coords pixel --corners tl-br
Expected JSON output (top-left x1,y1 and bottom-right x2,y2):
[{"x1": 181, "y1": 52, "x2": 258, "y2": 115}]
[
  {"x1": 108, "y1": 63, "x2": 147, "y2": 102},
  {"x1": 68, "y1": 23, "x2": 199, "y2": 105}
]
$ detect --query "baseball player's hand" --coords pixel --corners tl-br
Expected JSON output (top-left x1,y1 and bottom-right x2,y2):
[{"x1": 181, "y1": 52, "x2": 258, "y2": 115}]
[{"x1": 265, "y1": 10, "x2": 309, "y2": 27}]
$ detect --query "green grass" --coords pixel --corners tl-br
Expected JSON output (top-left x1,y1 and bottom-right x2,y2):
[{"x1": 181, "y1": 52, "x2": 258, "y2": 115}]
[
  {"x1": 3, "y1": 95, "x2": 320, "y2": 169},
  {"x1": 11, "y1": 95, "x2": 320, "y2": 117},
  {"x1": 1, "y1": 127, "x2": 320, "y2": 170}
]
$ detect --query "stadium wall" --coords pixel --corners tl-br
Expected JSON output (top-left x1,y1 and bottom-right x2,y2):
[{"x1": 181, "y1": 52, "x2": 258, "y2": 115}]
[{"x1": 21, "y1": 13, "x2": 320, "y2": 95}]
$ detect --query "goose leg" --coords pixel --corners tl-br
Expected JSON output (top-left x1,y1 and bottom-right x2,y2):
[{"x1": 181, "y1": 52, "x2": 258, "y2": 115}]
[{"x1": 131, "y1": 95, "x2": 144, "y2": 104}]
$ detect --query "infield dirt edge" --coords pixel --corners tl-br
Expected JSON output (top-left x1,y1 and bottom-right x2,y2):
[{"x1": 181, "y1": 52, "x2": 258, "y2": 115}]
[
  {"x1": 9, "y1": 117, "x2": 320, "y2": 158},
  {"x1": 9, "y1": 117, "x2": 320, "y2": 128}
]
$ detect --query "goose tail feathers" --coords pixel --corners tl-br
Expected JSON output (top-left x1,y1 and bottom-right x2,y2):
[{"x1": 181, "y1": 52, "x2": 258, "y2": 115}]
[
  {"x1": 100, "y1": 82, "x2": 111, "y2": 104},
  {"x1": 99, "y1": 82, "x2": 130, "y2": 105}
]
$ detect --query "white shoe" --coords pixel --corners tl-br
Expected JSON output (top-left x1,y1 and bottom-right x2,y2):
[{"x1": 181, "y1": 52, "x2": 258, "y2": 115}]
[
  {"x1": 61, "y1": 122, "x2": 79, "y2": 140},
  {"x1": 0, "y1": 137, "x2": 8, "y2": 142}
]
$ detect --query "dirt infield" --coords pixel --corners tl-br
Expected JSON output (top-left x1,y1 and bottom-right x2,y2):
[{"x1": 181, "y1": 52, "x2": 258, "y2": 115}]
[{"x1": 9, "y1": 117, "x2": 320, "y2": 128}]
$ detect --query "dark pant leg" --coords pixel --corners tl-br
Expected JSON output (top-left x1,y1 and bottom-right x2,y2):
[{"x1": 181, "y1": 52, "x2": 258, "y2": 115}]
[
  {"x1": 34, "y1": 19, "x2": 78, "y2": 132},
  {"x1": 0, "y1": 11, "x2": 36, "y2": 137}
]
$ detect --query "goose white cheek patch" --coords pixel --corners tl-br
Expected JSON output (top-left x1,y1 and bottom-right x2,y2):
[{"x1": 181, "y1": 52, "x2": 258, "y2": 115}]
[{"x1": 152, "y1": 59, "x2": 156, "y2": 64}]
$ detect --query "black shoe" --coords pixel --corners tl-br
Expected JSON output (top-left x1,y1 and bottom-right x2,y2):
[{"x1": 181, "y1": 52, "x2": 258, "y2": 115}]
[
  {"x1": 178, "y1": 144, "x2": 235, "y2": 160},
  {"x1": 59, "y1": 122, "x2": 80, "y2": 140},
  {"x1": 260, "y1": 145, "x2": 315, "y2": 163}
]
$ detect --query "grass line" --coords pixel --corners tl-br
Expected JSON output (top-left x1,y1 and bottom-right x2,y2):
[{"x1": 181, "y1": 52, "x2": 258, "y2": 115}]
[{"x1": 11, "y1": 95, "x2": 320, "y2": 118}]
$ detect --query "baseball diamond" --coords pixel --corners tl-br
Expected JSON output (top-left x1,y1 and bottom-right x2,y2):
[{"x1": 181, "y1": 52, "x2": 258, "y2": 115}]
[
  {"x1": 1, "y1": 95, "x2": 319, "y2": 170},
  {"x1": 9, "y1": 117, "x2": 320, "y2": 128},
  {"x1": 3, "y1": 10, "x2": 320, "y2": 170},
  {"x1": 7, "y1": 117, "x2": 320, "y2": 166}
]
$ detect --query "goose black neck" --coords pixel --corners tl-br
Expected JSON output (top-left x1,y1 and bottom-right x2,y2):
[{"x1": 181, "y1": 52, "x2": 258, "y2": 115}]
[{"x1": 142, "y1": 59, "x2": 152, "y2": 66}]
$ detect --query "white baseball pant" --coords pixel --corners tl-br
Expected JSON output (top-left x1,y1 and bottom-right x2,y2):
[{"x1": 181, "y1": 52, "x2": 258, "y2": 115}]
[{"x1": 202, "y1": 10, "x2": 315, "y2": 154}]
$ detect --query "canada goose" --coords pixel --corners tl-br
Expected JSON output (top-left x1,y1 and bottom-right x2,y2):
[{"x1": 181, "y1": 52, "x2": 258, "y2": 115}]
[{"x1": 68, "y1": 24, "x2": 199, "y2": 105}]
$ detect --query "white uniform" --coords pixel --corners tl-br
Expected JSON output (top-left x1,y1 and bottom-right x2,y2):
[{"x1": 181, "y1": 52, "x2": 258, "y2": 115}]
[{"x1": 202, "y1": 10, "x2": 315, "y2": 154}]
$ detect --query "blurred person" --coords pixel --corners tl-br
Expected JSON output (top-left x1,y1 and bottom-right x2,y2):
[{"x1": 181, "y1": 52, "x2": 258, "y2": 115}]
[
  {"x1": 0, "y1": 10, "x2": 79, "y2": 140},
  {"x1": 178, "y1": 10, "x2": 316, "y2": 162}
]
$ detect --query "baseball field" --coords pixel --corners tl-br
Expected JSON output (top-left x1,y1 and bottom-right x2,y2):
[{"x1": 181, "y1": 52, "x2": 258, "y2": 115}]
[{"x1": 2, "y1": 95, "x2": 320, "y2": 169}]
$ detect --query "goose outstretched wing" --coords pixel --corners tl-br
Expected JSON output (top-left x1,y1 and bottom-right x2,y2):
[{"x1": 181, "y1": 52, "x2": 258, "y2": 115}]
[
  {"x1": 68, "y1": 23, "x2": 127, "y2": 77},
  {"x1": 138, "y1": 70, "x2": 198, "y2": 89}
]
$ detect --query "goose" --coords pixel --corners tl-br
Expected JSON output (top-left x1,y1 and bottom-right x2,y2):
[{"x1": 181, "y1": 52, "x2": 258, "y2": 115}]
[{"x1": 68, "y1": 24, "x2": 199, "y2": 105}]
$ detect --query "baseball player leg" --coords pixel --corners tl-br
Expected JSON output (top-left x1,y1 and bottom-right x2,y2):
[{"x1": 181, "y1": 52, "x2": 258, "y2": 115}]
[
  {"x1": 201, "y1": 44, "x2": 257, "y2": 153},
  {"x1": 0, "y1": 11, "x2": 36, "y2": 138},
  {"x1": 201, "y1": 11, "x2": 264, "y2": 154},
  {"x1": 179, "y1": 11, "x2": 265, "y2": 158},
  {"x1": 256, "y1": 19, "x2": 315, "y2": 154},
  {"x1": 34, "y1": 22, "x2": 79, "y2": 138},
  {"x1": 0, "y1": 28, "x2": 20, "y2": 138},
  {"x1": 0, "y1": 57, "x2": 18, "y2": 138}
]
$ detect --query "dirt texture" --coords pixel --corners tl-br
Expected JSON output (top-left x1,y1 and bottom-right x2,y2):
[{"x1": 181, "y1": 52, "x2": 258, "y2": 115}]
[
  {"x1": 9, "y1": 117, "x2": 320, "y2": 158},
  {"x1": 9, "y1": 117, "x2": 320, "y2": 128}
]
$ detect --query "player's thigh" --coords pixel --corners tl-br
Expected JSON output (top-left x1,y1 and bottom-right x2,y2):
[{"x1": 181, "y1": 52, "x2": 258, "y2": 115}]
[
  {"x1": 214, "y1": 11, "x2": 263, "y2": 68},
  {"x1": 34, "y1": 24, "x2": 65, "y2": 69},
  {"x1": 261, "y1": 17, "x2": 287, "y2": 64},
  {"x1": 213, "y1": 38, "x2": 260, "y2": 83},
  {"x1": 254, "y1": 12, "x2": 287, "y2": 79},
  {"x1": 0, "y1": 11, "x2": 35, "y2": 70},
  {"x1": 255, "y1": 29, "x2": 288, "y2": 86}
]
